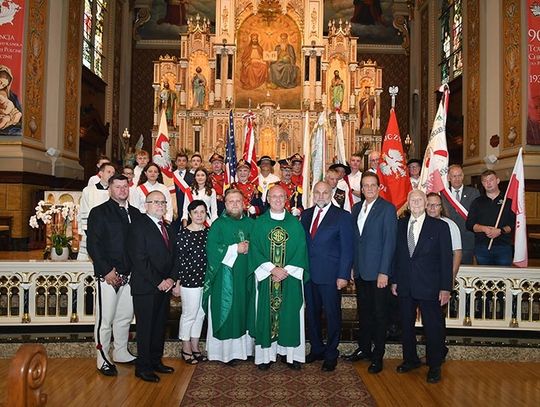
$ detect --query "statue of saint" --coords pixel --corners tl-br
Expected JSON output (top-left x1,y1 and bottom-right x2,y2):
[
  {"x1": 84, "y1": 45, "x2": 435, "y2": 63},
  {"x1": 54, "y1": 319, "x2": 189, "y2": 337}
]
[
  {"x1": 192, "y1": 67, "x2": 207, "y2": 108},
  {"x1": 359, "y1": 87, "x2": 375, "y2": 129},
  {"x1": 330, "y1": 70, "x2": 344, "y2": 110},
  {"x1": 159, "y1": 80, "x2": 177, "y2": 126},
  {"x1": 240, "y1": 33, "x2": 268, "y2": 90},
  {"x1": 269, "y1": 33, "x2": 299, "y2": 89}
]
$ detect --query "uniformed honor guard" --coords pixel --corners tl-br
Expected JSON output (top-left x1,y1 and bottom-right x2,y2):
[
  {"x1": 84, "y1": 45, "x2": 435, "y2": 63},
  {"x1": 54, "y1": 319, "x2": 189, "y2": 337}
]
[
  {"x1": 290, "y1": 153, "x2": 304, "y2": 187},
  {"x1": 278, "y1": 159, "x2": 303, "y2": 217},
  {"x1": 229, "y1": 159, "x2": 264, "y2": 217},
  {"x1": 209, "y1": 152, "x2": 226, "y2": 215},
  {"x1": 256, "y1": 156, "x2": 280, "y2": 203}
]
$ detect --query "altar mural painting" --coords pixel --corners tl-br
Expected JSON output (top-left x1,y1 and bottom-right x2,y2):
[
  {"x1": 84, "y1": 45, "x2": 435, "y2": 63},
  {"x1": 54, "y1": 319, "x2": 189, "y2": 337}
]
[{"x1": 235, "y1": 13, "x2": 302, "y2": 109}]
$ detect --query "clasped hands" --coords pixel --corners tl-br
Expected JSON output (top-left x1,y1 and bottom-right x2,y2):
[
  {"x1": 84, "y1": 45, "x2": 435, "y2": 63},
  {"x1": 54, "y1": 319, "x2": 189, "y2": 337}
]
[
  {"x1": 157, "y1": 278, "x2": 175, "y2": 292},
  {"x1": 237, "y1": 241, "x2": 250, "y2": 254},
  {"x1": 104, "y1": 268, "x2": 121, "y2": 286},
  {"x1": 271, "y1": 266, "x2": 288, "y2": 282},
  {"x1": 483, "y1": 225, "x2": 502, "y2": 239}
]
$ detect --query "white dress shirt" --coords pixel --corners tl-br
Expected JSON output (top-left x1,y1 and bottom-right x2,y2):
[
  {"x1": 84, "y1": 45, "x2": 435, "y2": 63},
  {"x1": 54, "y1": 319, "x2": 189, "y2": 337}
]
[
  {"x1": 357, "y1": 198, "x2": 377, "y2": 236},
  {"x1": 408, "y1": 212, "x2": 426, "y2": 245}
]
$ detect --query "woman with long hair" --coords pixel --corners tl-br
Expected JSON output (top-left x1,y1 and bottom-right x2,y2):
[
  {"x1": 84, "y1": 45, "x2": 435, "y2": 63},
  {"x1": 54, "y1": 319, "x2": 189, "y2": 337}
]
[
  {"x1": 172, "y1": 200, "x2": 209, "y2": 364},
  {"x1": 181, "y1": 168, "x2": 217, "y2": 226},
  {"x1": 131, "y1": 162, "x2": 173, "y2": 221}
]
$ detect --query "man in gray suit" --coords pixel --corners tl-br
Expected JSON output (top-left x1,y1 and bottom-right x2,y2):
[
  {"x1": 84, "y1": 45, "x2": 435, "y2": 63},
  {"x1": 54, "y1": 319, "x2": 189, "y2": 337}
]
[
  {"x1": 441, "y1": 164, "x2": 479, "y2": 264},
  {"x1": 344, "y1": 172, "x2": 397, "y2": 374}
]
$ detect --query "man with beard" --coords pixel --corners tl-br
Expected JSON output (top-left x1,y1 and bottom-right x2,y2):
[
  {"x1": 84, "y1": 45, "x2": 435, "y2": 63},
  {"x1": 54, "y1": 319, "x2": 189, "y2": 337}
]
[{"x1": 203, "y1": 189, "x2": 255, "y2": 364}]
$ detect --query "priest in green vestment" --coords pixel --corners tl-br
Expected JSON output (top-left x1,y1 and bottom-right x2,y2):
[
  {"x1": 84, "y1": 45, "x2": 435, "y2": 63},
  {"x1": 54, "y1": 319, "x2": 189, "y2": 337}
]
[
  {"x1": 248, "y1": 185, "x2": 309, "y2": 370},
  {"x1": 203, "y1": 189, "x2": 255, "y2": 363}
]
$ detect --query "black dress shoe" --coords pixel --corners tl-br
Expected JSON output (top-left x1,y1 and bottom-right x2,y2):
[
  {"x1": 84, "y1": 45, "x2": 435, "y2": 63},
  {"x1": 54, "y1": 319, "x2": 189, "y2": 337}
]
[
  {"x1": 305, "y1": 353, "x2": 325, "y2": 364},
  {"x1": 154, "y1": 363, "x2": 175, "y2": 374},
  {"x1": 396, "y1": 361, "x2": 422, "y2": 373},
  {"x1": 287, "y1": 361, "x2": 302, "y2": 370},
  {"x1": 257, "y1": 363, "x2": 271, "y2": 371},
  {"x1": 98, "y1": 363, "x2": 118, "y2": 377},
  {"x1": 343, "y1": 348, "x2": 372, "y2": 362},
  {"x1": 135, "y1": 371, "x2": 160, "y2": 382},
  {"x1": 321, "y1": 359, "x2": 337, "y2": 372},
  {"x1": 368, "y1": 361, "x2": 383, "y2": 374},
  {"x1": 427, "y1": 367, "x2": 441, "y2": 383}
]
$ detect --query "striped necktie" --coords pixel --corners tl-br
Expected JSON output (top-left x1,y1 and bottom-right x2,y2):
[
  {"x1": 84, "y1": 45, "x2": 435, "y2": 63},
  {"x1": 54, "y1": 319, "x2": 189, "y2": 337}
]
[{"x1": 408, "y1": 219, "x2": 417, "y2": 257}]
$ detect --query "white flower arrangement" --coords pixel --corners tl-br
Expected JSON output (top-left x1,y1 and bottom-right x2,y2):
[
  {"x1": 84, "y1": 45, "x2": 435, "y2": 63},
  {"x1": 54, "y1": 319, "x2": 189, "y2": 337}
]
[{"x1": 29, "y1": 201, "x2": 78, "y2": 255}]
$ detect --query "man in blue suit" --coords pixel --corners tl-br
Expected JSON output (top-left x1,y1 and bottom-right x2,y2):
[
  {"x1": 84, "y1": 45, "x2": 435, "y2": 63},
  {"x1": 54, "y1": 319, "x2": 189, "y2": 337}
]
[
  {"x1": 344, "y1": 172, "x2": 397, "y2": 374},
  {"x1": 392, "y1": 189, "x2": 453, "y2": 384},
  {"x1": 300, "y1": 181, "x2": 354, "y2": 371}
]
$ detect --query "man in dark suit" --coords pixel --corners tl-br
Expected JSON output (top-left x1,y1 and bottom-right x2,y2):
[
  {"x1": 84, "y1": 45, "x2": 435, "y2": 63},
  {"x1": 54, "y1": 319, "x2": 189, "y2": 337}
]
[
  {"x1": 88, "y1": 174, "x2": 142, "y2": 376},
  {"x1": 441, "y1": 164, "x2": 480, "y2": 264},
  {"x1": 392, "y1": 189, "x2": 453, "y2": 384},
  {"x1": 345, "y1": 172, "x2": 397, "y2": 374},
  {"x1": 127, "y1": 190, "x2": 176, "y2": 382},
  {"x1": 300, "y1": 181, "x2": 354, "y2": 372},
  {"x1": 171, "y1": 152, "x2": 194, "y2": 234}
]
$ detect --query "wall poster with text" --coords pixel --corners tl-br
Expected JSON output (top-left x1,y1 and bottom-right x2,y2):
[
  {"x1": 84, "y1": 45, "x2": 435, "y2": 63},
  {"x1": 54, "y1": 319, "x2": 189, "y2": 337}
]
[{"x1": 0, "y1": 0, "x2": 24, "y2": 136}]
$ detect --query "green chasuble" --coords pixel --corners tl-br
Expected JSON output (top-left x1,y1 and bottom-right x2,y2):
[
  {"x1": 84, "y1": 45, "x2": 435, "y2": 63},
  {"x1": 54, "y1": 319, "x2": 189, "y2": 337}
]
[
  {"x1": 203, "y1": 212, "x2": 254, "y2": 340},
  {"x1": 248, "y1": 210, "x2": 309, "y2": 348}
]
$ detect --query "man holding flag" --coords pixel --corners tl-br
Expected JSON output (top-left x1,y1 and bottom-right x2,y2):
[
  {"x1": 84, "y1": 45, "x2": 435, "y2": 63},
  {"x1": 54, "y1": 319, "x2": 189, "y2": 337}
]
[{"x1": 466, "y1": 170, "x2": 515, "y2": 266}]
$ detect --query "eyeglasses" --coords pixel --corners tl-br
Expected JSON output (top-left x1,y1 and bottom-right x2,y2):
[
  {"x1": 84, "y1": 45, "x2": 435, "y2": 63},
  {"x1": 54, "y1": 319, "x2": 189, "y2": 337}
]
[{"x1": 145, "y1": 200, "x2": 167, "y2": 206}]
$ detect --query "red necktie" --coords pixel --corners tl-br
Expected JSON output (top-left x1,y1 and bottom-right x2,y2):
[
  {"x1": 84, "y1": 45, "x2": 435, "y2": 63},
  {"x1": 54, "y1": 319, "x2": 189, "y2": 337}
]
[
  {"x1": 310, "y1": 208, "x2": 323, "y2": 239},
  {"x1": 158, "y1": 220, "x2": 170, "y2": 248}
]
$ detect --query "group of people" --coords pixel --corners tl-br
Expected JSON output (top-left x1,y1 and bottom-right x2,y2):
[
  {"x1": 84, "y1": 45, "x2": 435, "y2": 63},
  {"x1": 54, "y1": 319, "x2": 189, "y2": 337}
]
[{"x1": 84, "y1": 148, "x2": 515, "y2": 385}]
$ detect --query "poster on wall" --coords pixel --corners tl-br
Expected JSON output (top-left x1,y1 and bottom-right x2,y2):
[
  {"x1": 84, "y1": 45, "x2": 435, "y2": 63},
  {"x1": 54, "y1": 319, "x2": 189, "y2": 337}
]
[
  {"x1": 0, "y1": 0, "x2": 24, "y2": 136},
  {"x1": 528, "y1": 1, "x2": 540, "y2": 145}
]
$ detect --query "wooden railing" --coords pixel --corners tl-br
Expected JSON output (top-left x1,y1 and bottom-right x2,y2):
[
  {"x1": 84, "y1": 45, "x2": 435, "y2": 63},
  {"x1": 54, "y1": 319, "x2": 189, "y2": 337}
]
[{"x1": 0, "y1": 261, "x2": 539, "y2": 331}]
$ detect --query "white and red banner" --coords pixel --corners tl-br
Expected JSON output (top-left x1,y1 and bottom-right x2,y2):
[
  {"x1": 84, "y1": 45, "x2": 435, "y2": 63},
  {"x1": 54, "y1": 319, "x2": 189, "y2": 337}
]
[
  {"x1": 242, "y1": 110, "x2": 259, "y2": 182},
  {"x1": 418, "y1": 85, "x2": 468, "y2": 219},
  {"x1": 0, "y1": 0, "x2": 25, "y2": 136},
  {"x1": 506, "y1": 147, "x2": 528, "y2": 267},
  {"x1": 302, "y1": 111, "x2": 327, "y2": 208},
  {"x1": 377, "y1": 108, "x2": 410, "y2": 209},
  {"x1": 153, "y1": 109, "x2": 173, "y2": 178}
]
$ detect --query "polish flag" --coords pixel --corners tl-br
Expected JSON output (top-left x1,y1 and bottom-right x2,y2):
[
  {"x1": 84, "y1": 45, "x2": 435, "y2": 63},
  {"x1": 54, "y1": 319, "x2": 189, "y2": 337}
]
[
  {"x1": 153, "y1": 109, "x2": 173, "y2": 178},
  {"x1": 377, "y1": 108, "x2": 411, "y2": 209},
  {"x1": 506, "y1": 148, "x2": 528, "y2": 267},
  {"x1": 418, "y1": 85, "x2": 468, "y2": 219}
]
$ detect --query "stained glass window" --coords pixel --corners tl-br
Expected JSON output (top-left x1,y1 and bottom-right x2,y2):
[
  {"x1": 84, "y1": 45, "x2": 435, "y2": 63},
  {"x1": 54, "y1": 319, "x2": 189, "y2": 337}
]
[
  {"x1": 82, "y1": 0, "x2": 108, "y2": 80},
  {"x1": 439, "y1": 0, "x2": 463, "y2": 83}
]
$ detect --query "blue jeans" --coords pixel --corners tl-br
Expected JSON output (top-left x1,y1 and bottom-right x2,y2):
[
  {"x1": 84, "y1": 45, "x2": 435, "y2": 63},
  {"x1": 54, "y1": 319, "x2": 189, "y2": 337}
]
[{"x1": 474, "y1": 245, "x2": 513, "y2": 266}]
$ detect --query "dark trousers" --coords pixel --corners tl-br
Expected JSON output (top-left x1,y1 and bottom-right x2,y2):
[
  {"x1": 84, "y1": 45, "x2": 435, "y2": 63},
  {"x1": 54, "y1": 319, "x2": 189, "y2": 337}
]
[
  {"x1": 356, "y1": 278, "x2": 389, "y2": 361},
  {"x1": 133, "y1": 292, "x2": 170, "y2": 373},
  {"x1": 475, "y1": 245, "x2": 512, "y2": 266},
  {"x1": 304, "y1": 280, "x2": 342, "y2": 361},
  {"x1": 399, "y1": 296, "x2": 445, "y2": 368}
]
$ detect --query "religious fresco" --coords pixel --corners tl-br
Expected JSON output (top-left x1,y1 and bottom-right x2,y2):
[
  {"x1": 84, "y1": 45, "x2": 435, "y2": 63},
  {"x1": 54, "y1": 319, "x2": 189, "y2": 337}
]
[
  {"x1": 324, "y1": 0, "x2": 401, "y2": 45},
  {"x1": 235, "y1": 13, "x2": 302, "y2": 109},
  {"x1": 137, "y1": 0, "x2": 216, "y2": 40}
]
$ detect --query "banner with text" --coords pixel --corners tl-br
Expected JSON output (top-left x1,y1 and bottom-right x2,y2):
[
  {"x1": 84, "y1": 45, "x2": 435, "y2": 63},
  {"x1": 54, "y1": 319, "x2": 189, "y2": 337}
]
[
  {"x1": 527, "y1": 1, "x2": 540, "y2": 145},
  {"x1": 0, "y1": 0, "x2": 25, "y2": 136}
]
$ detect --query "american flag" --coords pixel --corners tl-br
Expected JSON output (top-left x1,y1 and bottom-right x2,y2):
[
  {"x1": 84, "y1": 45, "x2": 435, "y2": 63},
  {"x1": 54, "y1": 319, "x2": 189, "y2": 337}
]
[{"x1": 224, "y1": 110, "x2": 237, "y2": 186}]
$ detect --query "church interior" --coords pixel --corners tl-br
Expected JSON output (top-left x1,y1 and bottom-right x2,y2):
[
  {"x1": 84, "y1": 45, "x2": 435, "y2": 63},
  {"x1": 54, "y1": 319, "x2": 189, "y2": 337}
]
[{"x1": 0, "y1": 0, "x2": 539, "y2": 405}]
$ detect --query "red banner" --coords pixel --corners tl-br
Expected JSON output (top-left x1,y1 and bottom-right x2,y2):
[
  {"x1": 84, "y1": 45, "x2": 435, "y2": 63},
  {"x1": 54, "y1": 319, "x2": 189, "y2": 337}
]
[
  {"x1": 0, "y1": 0, "x2": 25, "y2": 136},
  {"x1": 527, "y1": 1, "x2": 540, "y2": 145}
]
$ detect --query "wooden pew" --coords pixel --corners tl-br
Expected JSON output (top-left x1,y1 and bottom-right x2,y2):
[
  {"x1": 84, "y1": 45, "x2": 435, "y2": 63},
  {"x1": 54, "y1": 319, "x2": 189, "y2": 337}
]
[{"x1": 5, "y1": 344, "x2": 48, "y2": 407}]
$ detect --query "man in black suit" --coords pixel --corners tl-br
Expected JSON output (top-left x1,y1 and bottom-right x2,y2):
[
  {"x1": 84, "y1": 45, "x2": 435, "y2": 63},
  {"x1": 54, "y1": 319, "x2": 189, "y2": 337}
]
[
  {"x1": 172, "y1": 152, "x2": 194, "y2": 234},
  {"x1": 127, "y1": 190, "x2": 176, "y2": 382},
  {"x1": 391, "y1": 189, "x2": 453, "y2": 384},
  {"x1": 88, "y1": 174, "x2": 142, "y2": 376},
  {"x1": 346, "y1": 172, "x2": 397, "y2": 374},
  {"x1": 441, "y1": 164, "x2": 480, "y2": 264},
  {"x1": 300, "y1": 181, "x2": 354, "y2": 372}
]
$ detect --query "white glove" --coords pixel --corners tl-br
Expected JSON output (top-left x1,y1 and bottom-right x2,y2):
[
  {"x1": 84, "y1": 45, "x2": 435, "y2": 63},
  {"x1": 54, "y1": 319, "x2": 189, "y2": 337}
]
[
  {"x1": 248, "y1": 205, "x2": 257, "y2": 215},
  {"x1": 291, "y1": 207, "x2": 301, "y2": 217}
]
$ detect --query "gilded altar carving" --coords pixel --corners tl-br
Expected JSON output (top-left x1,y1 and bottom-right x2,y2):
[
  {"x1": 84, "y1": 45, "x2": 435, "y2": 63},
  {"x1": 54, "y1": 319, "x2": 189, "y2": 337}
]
[
  {"x1": 23, "y1": 0, "x2": 48, "y2": 141},
  {"x1": 64, "y1": 0, "x2": 83, "y2": 153},
  {"x1": 502, "y1": 0, "x2": 522, "y2": 148},
  {"x1": 466, "y1": 0, "x2": 480, "y2": 159}
]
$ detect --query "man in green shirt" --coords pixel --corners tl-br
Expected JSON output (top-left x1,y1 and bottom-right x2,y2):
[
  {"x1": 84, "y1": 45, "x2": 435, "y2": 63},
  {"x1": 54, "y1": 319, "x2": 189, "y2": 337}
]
[
  {"x1": 249, "y1": 185, "x2": 309, "y2": 370},
  {"x1": 203, "y1": 189, "x2": 255, "y2": 364}
]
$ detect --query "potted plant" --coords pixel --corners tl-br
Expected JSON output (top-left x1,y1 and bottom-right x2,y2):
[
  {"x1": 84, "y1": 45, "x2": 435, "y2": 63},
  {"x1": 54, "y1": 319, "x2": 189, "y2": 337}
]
[{"x1": 29, "y1": 201, "x2": 77, "y2": 260}]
